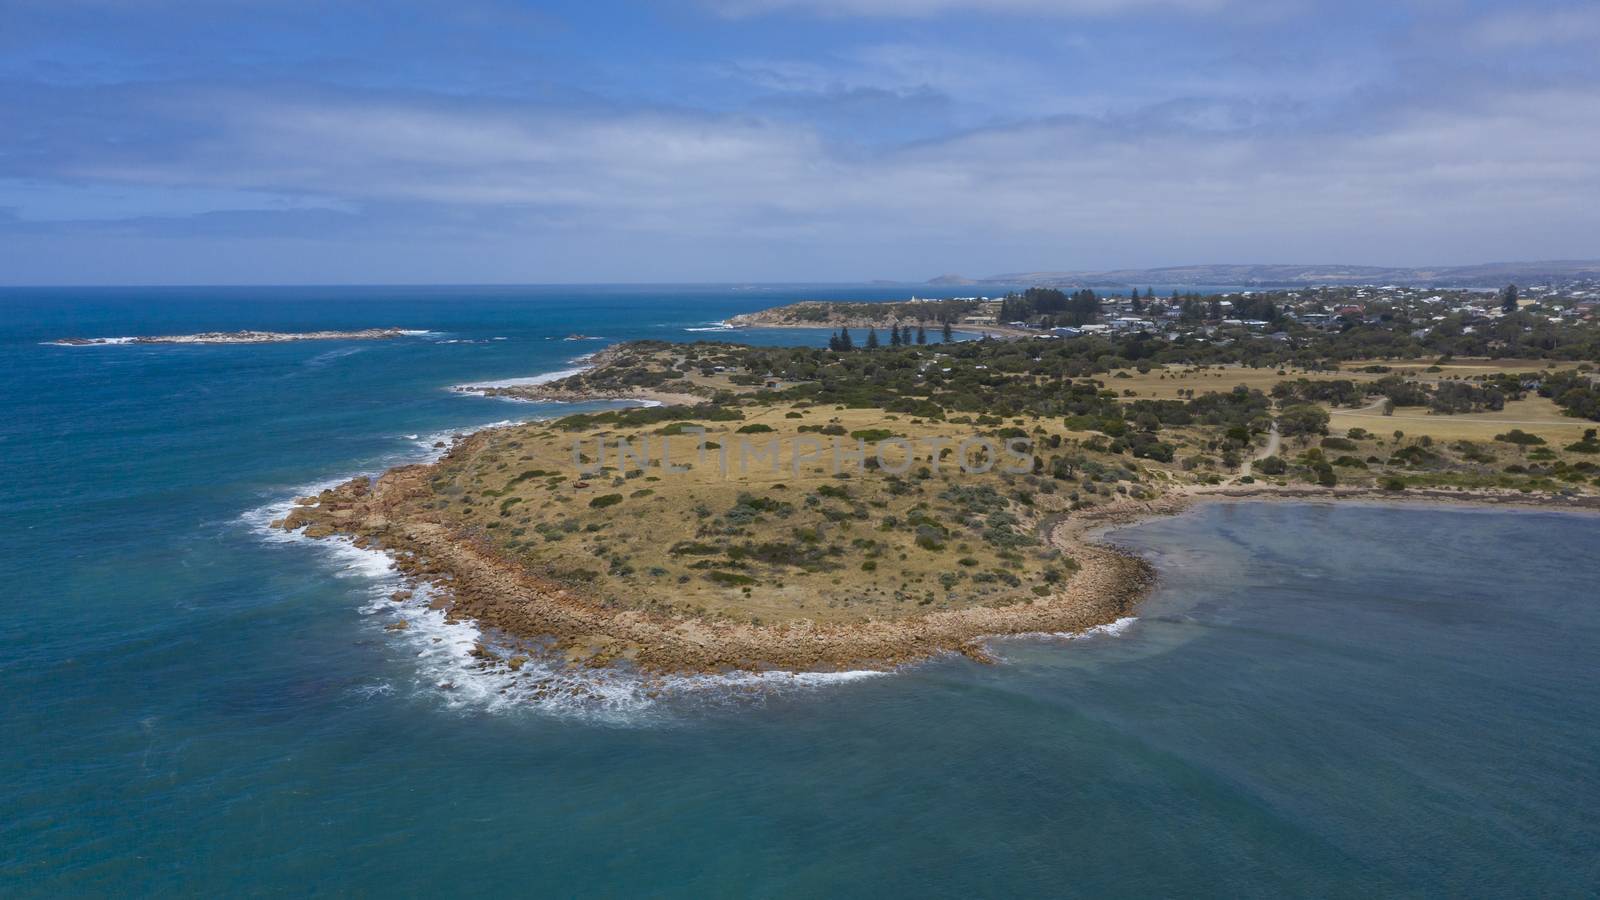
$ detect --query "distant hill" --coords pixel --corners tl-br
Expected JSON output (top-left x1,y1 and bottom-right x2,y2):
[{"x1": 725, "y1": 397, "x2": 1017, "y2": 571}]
[{"x1": 930, "y1": 260, "x2": 1600, "y2": 290}]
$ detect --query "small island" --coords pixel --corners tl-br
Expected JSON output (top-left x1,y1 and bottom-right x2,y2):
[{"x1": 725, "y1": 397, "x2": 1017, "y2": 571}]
[
  {"x1": 52, "y1": 327, "x2": 424, "y2": 346},
  {"x1": 280, "y1": 285, "x2": 1600, "y2": 676}
]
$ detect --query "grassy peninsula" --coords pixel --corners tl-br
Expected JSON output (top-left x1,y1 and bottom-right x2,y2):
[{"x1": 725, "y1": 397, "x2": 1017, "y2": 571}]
[{"x1": 280, "y1": 288, "x2": 1600, "y2": 674}]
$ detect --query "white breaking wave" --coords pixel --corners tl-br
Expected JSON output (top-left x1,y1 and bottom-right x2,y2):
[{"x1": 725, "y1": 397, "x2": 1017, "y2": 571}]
[
  {"x1": 237, "y1": 378, "x2": 884, "y2": 719},
  {"x1": 451, "y1": 361, "x2": 665, "y2": 411},
  {"x1": 241, "y1": 476, "x2": 884, "y2": 721},
  {"x1": 684, "y1": 321, "x2": 734, "y2": 332},
  {"x1": 41, "y1": 337, "x2": 137, "y2": 346},
  {"x1": 993, "y1": 616, "x2": 1140, "y2": 646},
  {"x1": 453, "y1": 366, "x2": 589, "y2": 392},
  {"x1": 409, "y1": 420, "x2": 522, "y2": 461}
]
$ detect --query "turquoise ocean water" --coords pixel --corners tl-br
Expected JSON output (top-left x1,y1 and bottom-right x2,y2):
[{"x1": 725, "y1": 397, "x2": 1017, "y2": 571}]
[{"x1": 2, "y1": 286, "x2": 1597, "y2": 896}]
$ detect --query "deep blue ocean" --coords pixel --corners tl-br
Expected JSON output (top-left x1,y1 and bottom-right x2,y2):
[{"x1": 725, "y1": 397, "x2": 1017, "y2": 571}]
[{"x1": 3, "y1": 286, "x2": 1598, "y2": 896}]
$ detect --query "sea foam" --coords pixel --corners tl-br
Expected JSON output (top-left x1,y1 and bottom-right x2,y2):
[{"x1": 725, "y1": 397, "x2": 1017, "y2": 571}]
[
  {"x1": 245, "y1": 485, "x2": 884, "y2": 722},
  {"x1": 238, "y1": 371, "x2": 885, "y2": 720}
]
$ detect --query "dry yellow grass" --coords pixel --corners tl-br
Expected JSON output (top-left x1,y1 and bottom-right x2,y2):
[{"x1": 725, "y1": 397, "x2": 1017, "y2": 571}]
[
  {"x1": 1330, "y1": 395, "x2": 1589, "y2": 442},
  {"x1": 1105, "y1": 364, "x2": 1332, "y2": 400},
  {"x1": 1109, "y1": 358, "x2": 1586, "y2": 401},
  {"x1": 423, "y1": 403, "x2": 1182, "y2": 627}
]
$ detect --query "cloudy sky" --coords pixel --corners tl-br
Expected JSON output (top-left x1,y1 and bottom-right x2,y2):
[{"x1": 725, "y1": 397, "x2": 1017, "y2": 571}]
[{"x1": 2, "y1": 0, "x2": 1597, "y2": 284}]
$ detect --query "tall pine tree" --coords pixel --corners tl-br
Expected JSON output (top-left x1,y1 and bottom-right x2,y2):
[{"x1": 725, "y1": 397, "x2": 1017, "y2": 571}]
[{"x1": 1500, "y1": 284, "x2": 1519, "y2": 313}]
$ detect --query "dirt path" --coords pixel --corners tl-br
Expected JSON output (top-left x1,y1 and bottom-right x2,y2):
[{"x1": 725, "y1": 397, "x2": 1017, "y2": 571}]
[{"x1": 1241, "y1": 423, "x2": 1280, "y2": 477}]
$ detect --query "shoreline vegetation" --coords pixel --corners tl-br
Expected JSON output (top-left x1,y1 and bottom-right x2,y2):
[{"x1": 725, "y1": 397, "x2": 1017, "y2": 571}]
[
  {"x1": 278, "y1": 292, "x2": 1600, "y2": 679},
  {"x1": 50, "y1": 327, "x2": 423, "y2": 346},
  {"x1": 726, "y1": 298, "x2": 1041, "y2": 339}
]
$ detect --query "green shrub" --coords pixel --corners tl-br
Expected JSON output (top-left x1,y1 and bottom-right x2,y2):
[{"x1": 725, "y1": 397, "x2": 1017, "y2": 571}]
[
  {"x1": 589, "y1": 493, "x2": 624, "y2": 508},
  {"x1": 1256, "y1": 455, "x2": 1287, "y2": 475},
  {"x1": 705, "y1": 571, "x2": 757, "y2": 586},
  {"x1": 849, "y1": 428, "x2": 896, "y2": 442},
  {"x1": 1495, "y1": 429, "x2": 1545, "y2": 446}
]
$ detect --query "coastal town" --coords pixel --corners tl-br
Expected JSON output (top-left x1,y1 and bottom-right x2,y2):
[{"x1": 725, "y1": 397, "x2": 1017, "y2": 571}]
[{"x1": 733, "y1": 279, "x2": 1600, "y2": 349}]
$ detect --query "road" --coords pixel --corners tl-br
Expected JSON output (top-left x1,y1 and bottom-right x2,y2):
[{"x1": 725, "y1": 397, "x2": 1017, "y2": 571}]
[{"x1": 1241, "y1": 422, "x2": 1281, "y2": 477}]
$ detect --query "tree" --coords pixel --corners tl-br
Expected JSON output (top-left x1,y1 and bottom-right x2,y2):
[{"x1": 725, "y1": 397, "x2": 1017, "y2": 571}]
[
  {"x1": 866, "y1": 327, "x2": 880, "y2": 349},
  {"x1": 838, "y1": 326, "x2": 854, "y2": 351},
  {"x1": 916, "y1": 324, "x2": 927, "y2": 345},
  {"x1": 942, "y1": 320, "x2": 954, "y2": 342},
  {"x1": 1278, "y1": 404, "x2": 1331, "y2": 437},
  {"x1": 1500, "y1": 284, "x2": 1519, "y2": 314},
  {"x1": 889, "y1": 325, "x2": 902, "y2": 347}
]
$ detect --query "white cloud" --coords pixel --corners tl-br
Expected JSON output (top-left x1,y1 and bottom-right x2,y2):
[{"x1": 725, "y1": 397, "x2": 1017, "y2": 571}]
[
  {"x1": 1465, "y1": 7, "x2": 1600, "y2": 47},
  {"x1": 48, "y1": 83, "x2": 1599, "y2": 259}
]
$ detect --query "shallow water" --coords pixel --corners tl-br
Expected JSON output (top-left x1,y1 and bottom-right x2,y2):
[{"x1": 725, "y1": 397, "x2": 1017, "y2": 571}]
[{"x1": 3, "y1": 287, "x2": 1597, "y2": 895}]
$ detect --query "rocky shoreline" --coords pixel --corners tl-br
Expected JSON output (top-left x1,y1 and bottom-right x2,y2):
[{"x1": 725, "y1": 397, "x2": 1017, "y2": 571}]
[
  {"x1": 457, "y1": 383, "x2": 708, "y2": 407},
  {"x1": 53, "y1": 327, "x2": 421, "y2": 345},
  {"x1": 275, "y1": 439, "x2": 1599, "y2": 676},
  {"x1": 726, "y1": 311, "x2": 1036, "y2": 339},
  {"x1": 275, "y1": 432, "x2": 1162, "y2": 674}
]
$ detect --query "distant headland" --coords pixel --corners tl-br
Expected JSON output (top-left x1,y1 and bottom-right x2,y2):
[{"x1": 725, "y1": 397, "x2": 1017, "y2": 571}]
[{"x1": 922, "y1": 259, "x2": 1600, "y2": 290}]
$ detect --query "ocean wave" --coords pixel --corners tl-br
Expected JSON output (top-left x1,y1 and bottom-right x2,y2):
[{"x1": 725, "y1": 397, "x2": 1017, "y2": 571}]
[
  {"x1": 242, "y1": 477, "x2": 884, "y2": 722},
  {"x1": 993, "y1": 616, "x2": 1140, "y2": 647},
  {"x1": 47, "y1": 329, "x2": 435, "y2": 347},
  {"x1": 407, "y1": 420, "x2": 522, "y2": 460},
  {"x1": 452, "y1": 366, "x2": 590, "y2": 392},
  {"x1": 684, "y1": 321, "x2": 734, "y2": 332},
  {"x1": 40, "y1": 337, "x2": 137, "y2": 347},
  {"x1": 239, "y1": 394, "x2": 887, "y2": 721}
]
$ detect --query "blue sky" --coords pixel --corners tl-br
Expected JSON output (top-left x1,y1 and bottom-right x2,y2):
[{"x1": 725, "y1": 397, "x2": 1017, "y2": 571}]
[{"x1": 2, "y1": 0, "x2": 1597, "y2": 284}]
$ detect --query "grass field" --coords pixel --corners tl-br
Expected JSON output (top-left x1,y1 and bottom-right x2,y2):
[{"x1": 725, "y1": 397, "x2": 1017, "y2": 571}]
[
  {"x1": 1108, "y1": 358, "x2": 1588, "y2": 401},
  {"x1": 416, "y1": 402, "x2": 1185, "y2": 626},
  {"x1": 1329, "y1": 395, "x2": 1589, "y2": 443}
]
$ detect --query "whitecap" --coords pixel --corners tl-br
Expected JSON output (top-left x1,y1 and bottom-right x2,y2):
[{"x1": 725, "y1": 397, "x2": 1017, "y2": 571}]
[
  {"x1": 453, "y1": 366, "x2": 590, "y2": 392},
  {"x1": 41, "y1": 336, "x2": 137, "y2": 346},
  {"x1": 243, "y1": 471, "x2": 888, "y2": 722}
]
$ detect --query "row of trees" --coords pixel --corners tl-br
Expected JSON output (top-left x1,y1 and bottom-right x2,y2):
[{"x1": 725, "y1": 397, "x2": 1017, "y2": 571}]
[
  {"x1": 998, "y1": 288, "x2": 1103, "y2": 328},
  {"x1": 828, "y1": 322, "x2": 948, "y2": 351}
]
